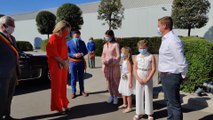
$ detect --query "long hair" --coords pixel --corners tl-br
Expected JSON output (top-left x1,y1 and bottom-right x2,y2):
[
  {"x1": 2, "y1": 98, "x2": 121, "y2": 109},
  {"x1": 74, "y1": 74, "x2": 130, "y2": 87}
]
[
  {"x1": 52, "y1": 20, "x2": 70, "y2": 33},
  {"x1": 105, "y1": 30, "x2": 116, "y2": 42},
  {"x1": 121, "y1": 47, "x2": 133, "y2": 65}
]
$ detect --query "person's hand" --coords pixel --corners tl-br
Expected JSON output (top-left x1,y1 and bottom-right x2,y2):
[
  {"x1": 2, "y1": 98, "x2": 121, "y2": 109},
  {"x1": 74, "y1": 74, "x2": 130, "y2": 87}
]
[
  {"x1": 139, "y1": 79, "x2": 145, "y2": 85},
  {"x1": 63, "y1": 60, "x2": 69, "y2": 70},
  {"x1": 142, "y1": 79, "x2": 149, "y2": 84},
  {"x1": 75, "y1": 53, "x2": 83, "y2": 58},
  {"x1": 129, "y1": 82, "x2": 133, "y2": 88},
  {"x1": 103, "y1": 60, "x2": 108, "y2": 65}
]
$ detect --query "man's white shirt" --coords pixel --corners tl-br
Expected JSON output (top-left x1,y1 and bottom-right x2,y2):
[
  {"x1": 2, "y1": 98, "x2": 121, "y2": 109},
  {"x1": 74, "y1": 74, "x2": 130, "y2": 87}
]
[{"x1": 158, "y1": 31, "x2": 188, "y2": 78}]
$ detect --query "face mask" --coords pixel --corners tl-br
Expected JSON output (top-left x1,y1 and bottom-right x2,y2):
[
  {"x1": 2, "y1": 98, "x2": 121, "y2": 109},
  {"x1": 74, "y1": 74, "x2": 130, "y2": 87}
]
[
  {"x1": 105, "y1": 37, "x2": 112, "y2": 42},
  {"x1": 120, "y1": 53, "x2": 124, "y2": 59},
  {"x1": 73, "y1": 38, "x2": 80, "y2": 41},
  {"x1": 139, "y1": 49, "x2": 147, "y2": 55},
  {"x1": 6, "y1": 26, "x2": 15, "y2": 34},
  {"x1": 157, "y1": 27, "x2": 162, "y2": 36}
]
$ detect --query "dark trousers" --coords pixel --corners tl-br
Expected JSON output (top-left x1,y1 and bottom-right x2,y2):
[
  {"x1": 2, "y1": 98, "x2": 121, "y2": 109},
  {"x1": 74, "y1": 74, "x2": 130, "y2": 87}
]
[
  {"x1": 160, "y1": 73, "x2": 183, "y2": 120},
  {"x1": 0, "y1": 69, "x2": 16, "y2": 118},
  {"x1": 69, "y1": 61, "x2": 85, "y2": 94}
]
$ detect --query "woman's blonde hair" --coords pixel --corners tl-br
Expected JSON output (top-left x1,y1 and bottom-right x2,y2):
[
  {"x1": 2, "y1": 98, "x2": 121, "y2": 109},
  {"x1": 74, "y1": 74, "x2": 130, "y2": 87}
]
[
  {"x1": 52, "y1": 20, "x2": 71, "y2": 33},
  {"x1": 121, "y1": 47, "x2": 133, "y2": 65},
  {"x1": 137, "y1": 39, "x2": 149, "y2": 48}
]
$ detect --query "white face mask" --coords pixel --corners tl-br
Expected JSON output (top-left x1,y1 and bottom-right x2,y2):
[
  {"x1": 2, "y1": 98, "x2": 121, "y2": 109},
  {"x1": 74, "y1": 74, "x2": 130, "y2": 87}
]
[
  {"x1": 105, "y1": 37, "x2": 112, "y2": 42},
  {"x1": 6, "y1": 26, "x2": 15, "y2": 34},
  {"x1": 157, "y1": 27, "x2": 162, "y2": 36}
]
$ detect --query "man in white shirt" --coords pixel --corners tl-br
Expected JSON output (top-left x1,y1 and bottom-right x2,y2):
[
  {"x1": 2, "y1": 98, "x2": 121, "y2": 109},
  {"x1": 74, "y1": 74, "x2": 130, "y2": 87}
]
[{"x1": 158, "y1": 16, "x2": 188, "y2": 120}]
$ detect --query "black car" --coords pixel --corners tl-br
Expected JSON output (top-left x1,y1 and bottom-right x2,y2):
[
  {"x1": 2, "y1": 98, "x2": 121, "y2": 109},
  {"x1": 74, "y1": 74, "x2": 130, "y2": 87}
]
[{"x1": 17, "y1": 41, "x2": 50, "y2": 81}]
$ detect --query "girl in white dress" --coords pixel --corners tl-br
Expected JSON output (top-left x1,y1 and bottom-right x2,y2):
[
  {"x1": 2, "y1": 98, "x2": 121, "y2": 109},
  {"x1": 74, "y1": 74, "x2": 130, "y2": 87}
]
[
  {"x1": 118, "y1": 47, "x2": 134, "y2": 113},
  {"x1": 133, "y1": 40, "x2": 156, "y2": 120}
]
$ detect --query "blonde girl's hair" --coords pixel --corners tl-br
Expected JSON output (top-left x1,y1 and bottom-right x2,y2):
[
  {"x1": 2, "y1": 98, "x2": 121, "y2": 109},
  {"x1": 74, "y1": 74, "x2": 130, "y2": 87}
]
[
  {"x1": 52, "y1": 20, "x2": 71, "y2": 33},
  {"x1": 137, "y1": 39, "x2": 149, "y2": 48},
  {"x1": 121, "y1": 47, "x2": 133, "y2": 65}
]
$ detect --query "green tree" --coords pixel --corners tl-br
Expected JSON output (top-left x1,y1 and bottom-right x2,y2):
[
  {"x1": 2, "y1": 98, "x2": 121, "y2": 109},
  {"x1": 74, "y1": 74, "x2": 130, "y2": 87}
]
[
  {"x1": 97, "y1": 0, "x2": 124, "y2": 30},
  {"x1": 36, "y1": 11, "x2": 56, "y2": 39},
  {"x1": 57, "y1": 3, "x2": 83, "y2": 32},
  {"x1": 172, "y1": 0, "x2": 210, "y2": 36},
  {"x1": 0, "y1": 14, "x2": 4, "y2": 18}
]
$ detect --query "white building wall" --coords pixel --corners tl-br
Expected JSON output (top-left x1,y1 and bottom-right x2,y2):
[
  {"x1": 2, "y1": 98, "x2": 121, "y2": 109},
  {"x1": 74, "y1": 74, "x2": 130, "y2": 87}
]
[
  {"x1": 12, "y1": 0, "x2": 213, "y2": 47},
  {"x1": 13, "y1": 19, "x2": 47, "y2": 45}
]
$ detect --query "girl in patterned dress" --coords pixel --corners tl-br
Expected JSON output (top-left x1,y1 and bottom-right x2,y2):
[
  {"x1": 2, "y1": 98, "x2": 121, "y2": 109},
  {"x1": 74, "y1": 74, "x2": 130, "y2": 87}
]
[
  {"x1": 118, "y1": 47, "x2": 134, "y2": 113},
  {"x1": 133, "y1": 40, "x2": 156, "y2": 120}
]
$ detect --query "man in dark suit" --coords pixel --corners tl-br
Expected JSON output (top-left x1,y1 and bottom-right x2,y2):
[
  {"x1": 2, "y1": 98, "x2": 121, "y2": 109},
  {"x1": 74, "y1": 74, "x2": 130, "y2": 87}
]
[
  {"x1": 0, "y1": 16, "x2": 19, "y2": 120},
  {"x1": 67, "y1": 30, "x2": 88, "y2": 99}
]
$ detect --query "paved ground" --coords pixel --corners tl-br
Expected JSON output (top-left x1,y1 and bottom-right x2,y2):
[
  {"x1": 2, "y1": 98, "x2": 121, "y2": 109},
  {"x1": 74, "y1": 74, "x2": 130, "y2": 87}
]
[{"x1": 11, "y1": 57, "x2": 213, "y2": 120}]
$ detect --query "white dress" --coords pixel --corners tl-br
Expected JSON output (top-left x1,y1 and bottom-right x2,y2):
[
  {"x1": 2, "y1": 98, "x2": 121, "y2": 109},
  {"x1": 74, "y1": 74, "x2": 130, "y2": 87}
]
[
  {"x1": 118, "y1": 60, "x2": 134, "y2": 96},
  {"x1": 135, "y1": 53, "x2": 153, "y2": 115}
]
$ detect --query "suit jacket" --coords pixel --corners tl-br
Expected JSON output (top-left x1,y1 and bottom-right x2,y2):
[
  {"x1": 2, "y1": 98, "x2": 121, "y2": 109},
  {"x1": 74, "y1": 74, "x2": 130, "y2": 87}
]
[
  {"x1": 67, "y1": 38, "x2": 88, "y2": 59},
  {"x1": 0, "y1": 32, "x2": 20, "y2": 78}
]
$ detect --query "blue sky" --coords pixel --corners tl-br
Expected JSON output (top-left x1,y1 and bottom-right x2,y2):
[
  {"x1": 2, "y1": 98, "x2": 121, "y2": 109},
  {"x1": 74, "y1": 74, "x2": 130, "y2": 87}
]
[{"x1": 0, "y1": 0, "x2": 100, "y2": 15}]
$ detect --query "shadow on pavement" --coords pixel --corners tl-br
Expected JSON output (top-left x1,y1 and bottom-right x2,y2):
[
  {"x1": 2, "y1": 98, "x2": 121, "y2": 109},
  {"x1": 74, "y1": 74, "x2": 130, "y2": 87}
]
[
  {"x1": 21, "y1": 112, "x2": 66, "y2": 120},
  {"x1": 14, "y1": 79, "x2": 50, "y2": 96},
  {"x1": 67, "y1": 101, "x2": 118, "y2": 119},
  {"x1": 21, "y1": 101, "x2": 118, "y2": 120},
  {"x1": 199, "y1": 114, "x2": 213, "y2": 120},
  {"x1": 88, "y1": 90, "x2": 108, "y2": 95},
  {"x1": 84, "y1": 72, "x2": 93, "y2": 80}
]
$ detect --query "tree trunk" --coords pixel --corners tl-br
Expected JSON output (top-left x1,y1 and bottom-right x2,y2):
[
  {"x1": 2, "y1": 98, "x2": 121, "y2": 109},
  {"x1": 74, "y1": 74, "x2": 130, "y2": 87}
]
[
  {"x1": 47, "y1": 34, "x2": 49, "y2": 39},
  {"x1": 188, "y1": 27, "x2": 191, "y2": 37},
  {"x1": 109, "y1": 19, "x2": 112, "y2": 30}
]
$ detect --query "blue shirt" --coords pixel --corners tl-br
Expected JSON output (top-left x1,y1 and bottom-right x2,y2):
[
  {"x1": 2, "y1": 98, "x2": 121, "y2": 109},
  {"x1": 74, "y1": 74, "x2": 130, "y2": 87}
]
[
  {"x1": 87, "y1": 41, "x2": 96, "y2": 52},
  {"x1": 67, "y1": 38, "x2": 88, "y2": 58}
]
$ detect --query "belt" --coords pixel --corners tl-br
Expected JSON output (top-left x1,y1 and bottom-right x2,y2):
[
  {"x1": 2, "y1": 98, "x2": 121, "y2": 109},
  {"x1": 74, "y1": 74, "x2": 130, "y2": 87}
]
[
  {"x1": 160, "y1": 72, "x2": 180, "y2": 75},
  {"x1": 138, "y1": 68, "x2": 149, "y2": 71},
  {"x1": 68, "y1": 57, "x2": 83, "y2": 62}
]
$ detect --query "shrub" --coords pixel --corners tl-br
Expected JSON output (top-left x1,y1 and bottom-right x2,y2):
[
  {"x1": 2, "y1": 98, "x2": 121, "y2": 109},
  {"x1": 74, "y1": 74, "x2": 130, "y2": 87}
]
[
  {"x1": 16, "y1": 41, "x2": 33, "y2": 51},
  {"x1": 93, "y1": 37, "x2": 161, "y2": 56},
  {"x1": 181, "y1": 37, "x2": 213, "y2": 92}
]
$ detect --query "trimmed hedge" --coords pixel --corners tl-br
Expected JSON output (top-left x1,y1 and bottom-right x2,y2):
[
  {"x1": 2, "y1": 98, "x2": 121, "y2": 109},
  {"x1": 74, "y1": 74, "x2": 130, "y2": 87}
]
[
  {"x1": 94, "y1": 37, "x2": 162, "y2": 56},
  {"x1": 94, "y1": 37, "x2": 213, "y2": 93},
  {"x1": 16, "y1": 41, "x2": 33, "y2": 51},
  {"x1": 181, "y1": 37, "x2": 213, "y2": 92}
]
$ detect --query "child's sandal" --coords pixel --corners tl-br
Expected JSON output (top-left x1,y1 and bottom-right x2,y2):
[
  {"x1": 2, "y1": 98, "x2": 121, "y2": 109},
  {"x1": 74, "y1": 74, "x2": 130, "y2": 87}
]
[
  {"x1": 118, "y1": 104, "x2": 127, "y2": 109},
  {"x1": 148, "y1": 116, "x2": 154, "y2": 120},
  {"x1": 123, "y1": 108, "x2": 132, "y2": 113},
  {"x1": 133, "y1": 115, "x2": 142, "y2": 120}
]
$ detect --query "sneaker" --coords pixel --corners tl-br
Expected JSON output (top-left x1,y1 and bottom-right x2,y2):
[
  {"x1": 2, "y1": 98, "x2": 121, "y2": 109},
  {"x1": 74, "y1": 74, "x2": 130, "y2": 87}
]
[
  {"x1": 113, "y1": 96, "x2": 118, "y2": 104},
  {"x1": 107, "y1": 96, "x2": 113, "y2": 103}
]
